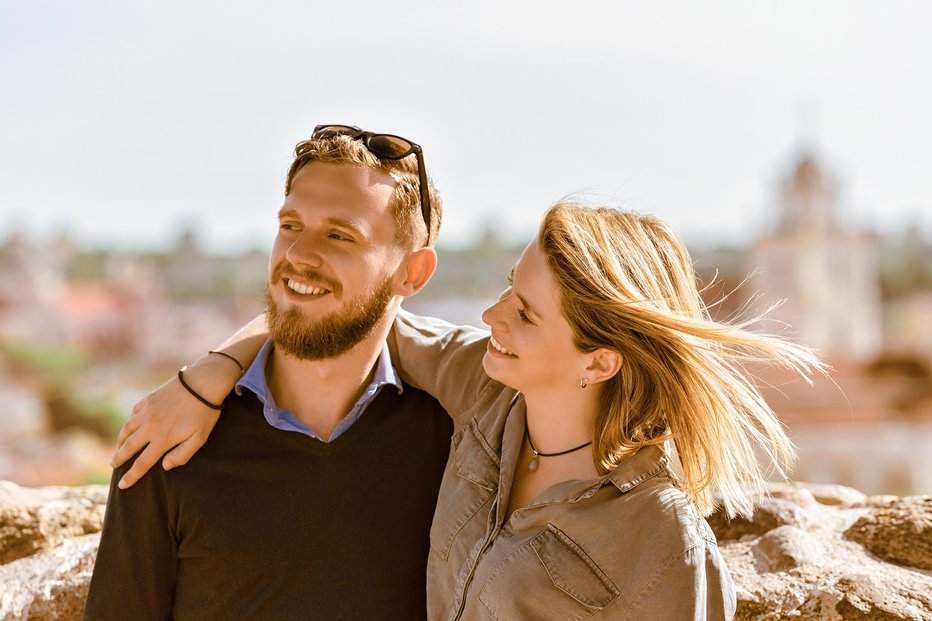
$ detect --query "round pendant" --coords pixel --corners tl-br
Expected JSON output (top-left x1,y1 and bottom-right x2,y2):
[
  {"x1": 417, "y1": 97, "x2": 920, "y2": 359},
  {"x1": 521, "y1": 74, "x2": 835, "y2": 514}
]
[{"x1": 528, "y1": 457, "x2": 539, "y2": 472}]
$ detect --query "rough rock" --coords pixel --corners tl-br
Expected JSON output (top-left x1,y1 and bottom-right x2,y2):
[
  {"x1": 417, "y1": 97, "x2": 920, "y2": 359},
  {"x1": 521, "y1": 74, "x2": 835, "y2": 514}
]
[
  {"x1": 0, "y1": 481, "x2": 105, "y2": 620},
  {"x1": 712, "y1": 482, "x2": 932, "y2": 621},
  {"x1": 843, "y1": 495, "x2": 932, "y2": 570},
  {"x1": 0, "y1": 480, "x2": 106, "y2": 565},
  {"x1": 707, "y1": 492, "x2": 817, "y2": 541},
  {"x1": 794, "y1": 482, "x2": 867, "y2": 507},
  {"x1": 752, "y1": 525, "x2": 823, "y2": 572},
  {"x1": 1, "y1": 479, "x2": 930, "y2": 620},
  {"x1": 0, "y1": 533, "x2": 99, "y2": 621}
]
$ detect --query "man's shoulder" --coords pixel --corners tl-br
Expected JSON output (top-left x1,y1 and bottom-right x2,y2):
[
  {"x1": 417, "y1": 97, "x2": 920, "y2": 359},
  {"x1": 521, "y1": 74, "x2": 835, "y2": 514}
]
[
  {"x1": 374, "y1": 380, "x2": 453, "y2": 438},
  {"x1": 396, "y1": 380, "x2": 445, "y2": 408},
  {"x1": 113, "y1": 391, "x2": 270, "y2": 489}
]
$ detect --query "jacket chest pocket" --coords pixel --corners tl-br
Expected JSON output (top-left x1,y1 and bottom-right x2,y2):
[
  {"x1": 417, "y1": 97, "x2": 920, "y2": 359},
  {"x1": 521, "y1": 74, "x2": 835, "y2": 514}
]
[
  {"x1": 478, "y1": 524, "x2": 620, "y2": 621},
  {"x1": 429, "y1": 420, "x2": 499, "y2": 560}
]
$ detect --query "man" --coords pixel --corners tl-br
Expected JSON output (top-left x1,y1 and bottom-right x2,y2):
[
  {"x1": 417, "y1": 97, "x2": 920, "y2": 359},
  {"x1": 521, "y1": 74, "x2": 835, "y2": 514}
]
[{"x1": 84, "y1": 126, "x2": 453, "y2": 620}]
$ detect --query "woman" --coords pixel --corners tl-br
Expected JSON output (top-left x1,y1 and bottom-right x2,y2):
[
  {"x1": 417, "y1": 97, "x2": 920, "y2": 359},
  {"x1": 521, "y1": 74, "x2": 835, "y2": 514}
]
[{"x1": 114, "y1": 202, "x2": 822, "y2": 619}]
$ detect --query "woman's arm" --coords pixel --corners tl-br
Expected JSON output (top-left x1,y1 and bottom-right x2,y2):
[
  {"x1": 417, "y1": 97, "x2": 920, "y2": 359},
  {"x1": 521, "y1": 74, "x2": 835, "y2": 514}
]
[
  {"x1": 390, "y1": 308, "x2": 496, "y2": 422},
  {"x1": 610, "y1": 540, "x2": 736, "y2": 620},
  {"x1": 111, "y1": 313, "x2": 268, "y2": 489}
]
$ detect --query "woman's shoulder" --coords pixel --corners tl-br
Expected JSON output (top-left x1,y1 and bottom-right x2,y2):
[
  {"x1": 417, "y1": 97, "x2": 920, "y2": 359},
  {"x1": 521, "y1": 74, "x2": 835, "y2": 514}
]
[
  {"x1": 571, "y1": 448, "x2": 722, "y2": 575},
  {"x1": 607, "y1": 450, "x2": 717, "y2": 548},
  {"x1": 585, "y1": 469, "x2": 730, "y2": 610},
  {"x1": 604, "y1": 475, "x2": 735, "y2": 617},
  {"x1": 540, "y1": 467, "x2": 733, "y2": 619}
]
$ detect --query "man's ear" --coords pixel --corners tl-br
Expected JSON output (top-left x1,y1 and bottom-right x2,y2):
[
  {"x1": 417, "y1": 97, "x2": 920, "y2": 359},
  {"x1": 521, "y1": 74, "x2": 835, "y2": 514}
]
[
  {"x1": 394, "y1": 246, "x2": 437, "y2": 297},
  {"x1": 585, "y1": 348, "x2": 623, "y2": 386}
]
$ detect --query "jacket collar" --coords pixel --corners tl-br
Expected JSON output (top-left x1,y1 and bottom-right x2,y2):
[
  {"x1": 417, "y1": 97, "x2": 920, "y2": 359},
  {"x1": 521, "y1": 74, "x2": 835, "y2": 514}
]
[
  {"x1": 558, "y1": 444, "x2": 669, "y2": 504},
  {"x1": 604, "y1": 444, "x2": 670, "y2": 493}
]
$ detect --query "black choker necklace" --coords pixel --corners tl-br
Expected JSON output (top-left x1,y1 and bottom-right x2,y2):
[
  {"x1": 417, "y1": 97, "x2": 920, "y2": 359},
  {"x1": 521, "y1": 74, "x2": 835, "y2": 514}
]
[{"x1": 525, "y1": 426, "x2": 592, "y2": 472}]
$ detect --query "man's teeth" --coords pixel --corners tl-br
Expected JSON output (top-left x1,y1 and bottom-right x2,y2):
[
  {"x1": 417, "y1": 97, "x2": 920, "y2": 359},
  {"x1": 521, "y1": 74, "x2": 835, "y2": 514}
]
[
  {"x1": 490, "y1": 336, "x2": 516, "y2": 356},
  {"x1": 286, "y1": 280, "x2": 327, "y2": 296}
]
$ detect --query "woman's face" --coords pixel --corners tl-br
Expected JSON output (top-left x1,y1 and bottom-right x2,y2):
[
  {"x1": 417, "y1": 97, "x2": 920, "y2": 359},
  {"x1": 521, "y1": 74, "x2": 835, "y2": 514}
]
[{"x1": 481, "y1": 239, "x2": 592, "y2": 395}]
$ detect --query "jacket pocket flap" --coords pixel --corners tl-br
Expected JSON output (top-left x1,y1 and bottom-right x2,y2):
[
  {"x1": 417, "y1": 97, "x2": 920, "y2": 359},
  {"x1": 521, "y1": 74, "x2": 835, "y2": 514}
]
[
  {"x1": 531, "y1": 525, "x2": 620, "y2": 609},
  {"x1": 453, "y1": 421, "x2": 499, "y2": 490}
]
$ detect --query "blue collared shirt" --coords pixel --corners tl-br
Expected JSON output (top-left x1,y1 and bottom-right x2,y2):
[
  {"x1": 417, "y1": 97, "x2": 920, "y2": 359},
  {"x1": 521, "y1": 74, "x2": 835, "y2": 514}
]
[{"x1": 235, "y1": 339, "x2": 403, "y2": 442}]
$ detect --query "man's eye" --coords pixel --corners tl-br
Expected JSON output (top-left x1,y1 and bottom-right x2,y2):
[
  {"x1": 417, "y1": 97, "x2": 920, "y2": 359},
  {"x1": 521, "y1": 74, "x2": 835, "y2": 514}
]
[
  {"x1": 279, "y1": 222, "x2": 300, "y2": 231},
  {"x1": 328, "y1": 232, "x2": 353, "y2": 242}
]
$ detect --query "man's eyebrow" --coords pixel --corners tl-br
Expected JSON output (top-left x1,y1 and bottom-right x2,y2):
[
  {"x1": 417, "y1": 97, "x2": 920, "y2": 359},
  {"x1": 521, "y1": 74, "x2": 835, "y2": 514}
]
[
  {"x1": 507, "y1": 266, "x2": 542, "y2": 320},
  {"x1": 277, "y1": 208, "x2": 299, "y2": 219},
  {"x1": 323, "y1": 216, "x2": 368, "y2": 238}
]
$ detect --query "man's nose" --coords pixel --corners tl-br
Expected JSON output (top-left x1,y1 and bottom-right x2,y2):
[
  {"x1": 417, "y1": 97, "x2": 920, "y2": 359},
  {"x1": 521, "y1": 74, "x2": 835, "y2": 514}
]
[{"x1": 285, "y1": 231, "x2": 323, "y2": 268}]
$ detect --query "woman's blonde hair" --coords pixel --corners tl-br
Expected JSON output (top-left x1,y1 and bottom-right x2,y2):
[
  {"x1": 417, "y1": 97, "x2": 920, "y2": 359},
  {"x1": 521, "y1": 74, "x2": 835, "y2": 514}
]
[{"x1": 539, "y1": 202, "x2": 824, "y2": 519}]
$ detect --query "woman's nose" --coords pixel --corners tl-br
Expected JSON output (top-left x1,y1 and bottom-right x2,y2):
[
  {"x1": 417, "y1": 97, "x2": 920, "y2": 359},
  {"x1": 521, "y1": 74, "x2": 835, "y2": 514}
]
[{"x1": 482, "y1": 295, "x2": 510, "y2": 331}]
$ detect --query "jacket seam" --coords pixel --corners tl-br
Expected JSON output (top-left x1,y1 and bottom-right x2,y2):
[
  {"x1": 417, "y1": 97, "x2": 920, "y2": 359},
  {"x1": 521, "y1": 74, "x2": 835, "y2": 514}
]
[{"x1": 622, "y1": 541, "x2": 705, "y2": 619}]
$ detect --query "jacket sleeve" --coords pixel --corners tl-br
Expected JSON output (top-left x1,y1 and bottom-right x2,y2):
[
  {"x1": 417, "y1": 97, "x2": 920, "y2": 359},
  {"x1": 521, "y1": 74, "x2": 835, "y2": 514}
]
[
  {"x1": 607, "y1": 540, "x2": 736, "y2": 620},
  {"x1": 83, "y1": 454, "x2": 177, "y2": 621},
  {"x1": 391, "y1": 308, "x2": 496, "y2": 421}
]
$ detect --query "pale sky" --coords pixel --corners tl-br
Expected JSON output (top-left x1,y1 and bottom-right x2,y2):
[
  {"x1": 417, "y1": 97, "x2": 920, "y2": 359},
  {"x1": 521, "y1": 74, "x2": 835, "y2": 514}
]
[{"x1": 2, "y1": 0, "x2": 930, "y2": 252}]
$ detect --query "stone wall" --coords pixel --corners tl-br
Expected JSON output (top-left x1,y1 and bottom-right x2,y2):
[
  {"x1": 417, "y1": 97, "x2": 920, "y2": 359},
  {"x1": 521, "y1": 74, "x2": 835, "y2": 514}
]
[{"x1": 0, "y1": 480, "x2": 929, "y2": 620}]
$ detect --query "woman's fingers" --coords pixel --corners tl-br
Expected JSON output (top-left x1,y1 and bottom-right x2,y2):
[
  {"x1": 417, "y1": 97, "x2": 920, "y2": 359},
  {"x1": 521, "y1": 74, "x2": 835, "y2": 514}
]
[
  {"x1": 162, "y1": 433, "x2": 207, "y2": 471},
  {"x1": 116, "y1": 410, "x2": 145, "y2": 451},
  {"x1": 109, "y1": 372, "x2": 225, "y2": 487},
  {"x1": 117, "y1": 442, "x2": 167, "y2": 489},
  {"x1": 110, "y1": 425, "x2": 149, "y2": 469}
]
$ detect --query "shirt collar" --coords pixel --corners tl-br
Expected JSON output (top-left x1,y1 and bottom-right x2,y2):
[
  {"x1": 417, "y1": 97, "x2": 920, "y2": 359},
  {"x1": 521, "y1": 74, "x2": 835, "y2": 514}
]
[
  {"x1": 234, "y1": 339, "x2": 403, "y2": 403},
  {"x1": 373, "y1": 340, "x2": 404, "y2": 395},
  {"x1": 234, "y1": 338, "x2": 275, "y2": 403}
]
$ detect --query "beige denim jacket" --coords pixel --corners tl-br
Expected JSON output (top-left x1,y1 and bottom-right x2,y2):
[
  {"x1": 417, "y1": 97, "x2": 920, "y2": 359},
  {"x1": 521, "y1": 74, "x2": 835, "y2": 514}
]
[{"x1": 394, "y1": 310, "x2": 736, "y2": 621}]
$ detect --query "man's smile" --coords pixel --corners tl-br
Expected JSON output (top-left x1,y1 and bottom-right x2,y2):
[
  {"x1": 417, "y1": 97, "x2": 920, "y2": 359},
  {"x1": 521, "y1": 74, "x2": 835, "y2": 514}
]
[{"x1": 285, "y1": 278, "x2": 330, "y2": 296}]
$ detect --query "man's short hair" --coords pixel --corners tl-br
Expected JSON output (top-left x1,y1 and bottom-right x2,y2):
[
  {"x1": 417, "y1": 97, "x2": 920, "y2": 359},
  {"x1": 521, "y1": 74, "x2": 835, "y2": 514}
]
[{"x1": 285, "y1": 134, "x2": 442, "y2": 248}]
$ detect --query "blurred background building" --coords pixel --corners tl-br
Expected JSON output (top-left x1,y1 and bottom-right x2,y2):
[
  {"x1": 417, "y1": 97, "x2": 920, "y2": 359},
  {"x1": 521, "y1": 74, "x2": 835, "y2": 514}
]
[{"x1": 1, "y1": 146, "x2": 930, "y2": 494}]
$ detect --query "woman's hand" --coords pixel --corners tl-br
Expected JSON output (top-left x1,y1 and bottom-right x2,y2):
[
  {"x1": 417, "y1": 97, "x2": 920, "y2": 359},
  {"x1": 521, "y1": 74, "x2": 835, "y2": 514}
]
[
  {"x1": 111, "y1": 313, "x2": 268, "y2": 488},
  {"x1": 111, "y1": 356, "x2": 234, "y2": 489}
]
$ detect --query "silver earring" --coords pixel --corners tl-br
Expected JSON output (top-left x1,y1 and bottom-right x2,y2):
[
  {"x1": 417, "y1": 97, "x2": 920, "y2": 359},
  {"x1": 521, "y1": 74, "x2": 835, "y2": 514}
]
[{"x1": 580, "y1": 377, "x2": 589, "y2": 389}]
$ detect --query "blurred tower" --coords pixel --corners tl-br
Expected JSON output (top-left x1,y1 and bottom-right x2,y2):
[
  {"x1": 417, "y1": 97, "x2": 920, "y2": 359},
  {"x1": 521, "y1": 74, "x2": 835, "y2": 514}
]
[{"x1": 751, "y1": 153, "x2": 882, "y2": 360}]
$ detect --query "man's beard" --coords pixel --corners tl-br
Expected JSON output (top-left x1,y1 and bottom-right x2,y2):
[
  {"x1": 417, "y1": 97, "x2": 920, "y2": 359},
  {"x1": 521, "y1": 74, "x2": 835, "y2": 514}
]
[{"x1": 265, "y1": 274, "x2": 394, "y2": 361}]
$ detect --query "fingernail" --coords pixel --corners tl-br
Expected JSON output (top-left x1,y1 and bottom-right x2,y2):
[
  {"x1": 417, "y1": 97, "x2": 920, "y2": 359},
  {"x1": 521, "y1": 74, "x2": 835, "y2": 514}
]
[{"x1": 118, "y1": 477, "x2": 127, "y2": 489}]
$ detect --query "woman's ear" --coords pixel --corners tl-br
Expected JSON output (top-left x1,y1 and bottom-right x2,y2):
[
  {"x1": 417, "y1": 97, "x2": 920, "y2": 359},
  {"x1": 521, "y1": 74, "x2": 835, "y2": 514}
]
[
  {"x1": 585, "y1": 348, "x2": 622, "y2": 386},
  {"x1": 394, "y1": 246, "x2": 437, "y2": 297}
]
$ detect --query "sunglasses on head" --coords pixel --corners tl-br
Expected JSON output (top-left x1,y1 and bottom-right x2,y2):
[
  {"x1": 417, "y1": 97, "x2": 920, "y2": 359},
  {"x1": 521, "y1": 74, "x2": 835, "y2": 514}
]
[{"x1": 312, "y1": 124, "x2": 433, "y2": 245}]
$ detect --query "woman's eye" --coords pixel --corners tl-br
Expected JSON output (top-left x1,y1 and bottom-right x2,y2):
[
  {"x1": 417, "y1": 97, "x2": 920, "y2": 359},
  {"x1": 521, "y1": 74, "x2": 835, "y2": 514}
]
[{"x1": 517, "y1": 308, "x2": 533, "y2": 325}]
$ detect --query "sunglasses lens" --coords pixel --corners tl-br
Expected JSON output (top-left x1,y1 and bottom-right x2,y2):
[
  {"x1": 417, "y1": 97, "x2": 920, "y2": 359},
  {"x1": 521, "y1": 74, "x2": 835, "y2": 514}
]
[
  {"x1": 313, "y1": 125, "x2": 359, "y2": 140},
  {"x1": 367, "y1": 134, "x2": 414, "y2": 159}
]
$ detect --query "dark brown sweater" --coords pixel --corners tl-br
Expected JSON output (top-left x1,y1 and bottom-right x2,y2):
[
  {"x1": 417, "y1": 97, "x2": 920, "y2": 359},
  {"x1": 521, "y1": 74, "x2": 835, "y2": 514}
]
[{"x1": 84, "y1": 384, "x2": 452, "y2": 621}]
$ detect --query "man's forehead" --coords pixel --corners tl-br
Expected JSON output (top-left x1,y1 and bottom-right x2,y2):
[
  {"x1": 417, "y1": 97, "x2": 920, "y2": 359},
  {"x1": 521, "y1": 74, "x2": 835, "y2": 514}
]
[
  {"x1": 290, "y1": 161, "x2": 397, "y2": 197},
  {"x1": 279, "y1": 162, "x2": 401, "y2": 243}
]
